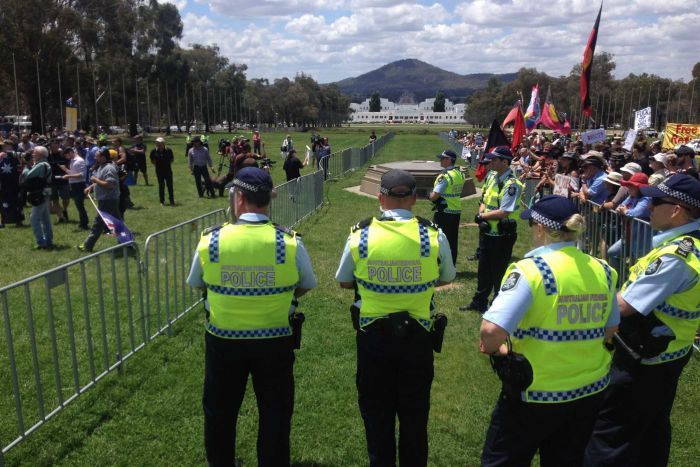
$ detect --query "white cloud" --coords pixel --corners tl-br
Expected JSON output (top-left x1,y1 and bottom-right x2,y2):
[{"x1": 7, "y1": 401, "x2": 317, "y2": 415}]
[
  {"x1": 167, "y1": 0, "x2": 188, "y2": 10},
  {"x1": 178, "y1": 1, "x2": 698, "y2": 84}
]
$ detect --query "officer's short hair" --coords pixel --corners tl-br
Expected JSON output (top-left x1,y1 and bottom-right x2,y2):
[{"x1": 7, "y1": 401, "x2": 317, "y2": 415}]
[{"x1": 230, "y1": 186, "x2": 271, "y2": 207}]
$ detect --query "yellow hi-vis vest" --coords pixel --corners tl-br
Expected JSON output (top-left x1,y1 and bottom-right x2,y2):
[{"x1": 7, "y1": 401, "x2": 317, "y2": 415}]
[
  {"x1": 482, "y1": 170, "x2": 524, "y2": 235},
  {"x1": 434, "y1": 167, "x2": 465, "y2": 214},
  {"x1": 509, "y1": 246, "x2": 617, "y2": 403},
  {"x1": 349, "y1": 217, "x2": 440, "y2": 331},
  {"x1": 197, "y1": 222, "x2": 299, "y2": 339},
  {"x1": 622, "y1": 232, "x2": 700, "y2": 365}
]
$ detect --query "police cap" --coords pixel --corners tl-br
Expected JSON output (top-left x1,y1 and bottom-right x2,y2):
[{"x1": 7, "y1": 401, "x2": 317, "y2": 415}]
[
  {"x1": 674, "y1": 145, "x2": 695, "y2": 157},
  {"x1": 226, "y1": 167, "x2": 273, "y2": 193},
  {"x1": 521, "y1": 195, "x2": 579, "y2": 231},
  {"x1": 436, "y1": 150, "x2": 457, "y2": 162},
  {"x1": 484, "y1": 146, "x2": 513, "y2": 161},
  {"x1": 380, "y1": 169, "x2": 416, "y2": 198},
  {"x1": 640, "y1": 173, "x2": 700, "y2": 208}
]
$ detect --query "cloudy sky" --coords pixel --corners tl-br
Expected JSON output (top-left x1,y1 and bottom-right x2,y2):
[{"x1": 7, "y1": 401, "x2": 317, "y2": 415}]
[{"x1": 173, "y1": 0, "x2": 698, "y2": 85}]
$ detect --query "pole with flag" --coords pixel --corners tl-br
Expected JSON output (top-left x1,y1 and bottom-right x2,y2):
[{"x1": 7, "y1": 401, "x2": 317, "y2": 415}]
[
  {"x1": 86, "y1": 194, "x2": 134, "y2": 244},
  {"x1": 581, "y1": 2, "x2": 603, "y2": 119},
  {"x1": 474, "y1": 120, "x2": 510, "y2": 182}
]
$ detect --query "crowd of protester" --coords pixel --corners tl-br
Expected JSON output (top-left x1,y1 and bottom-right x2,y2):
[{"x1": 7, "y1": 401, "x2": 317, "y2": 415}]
[{"x1": 0, "y1": 128, "x2": 179, "y2": 250}]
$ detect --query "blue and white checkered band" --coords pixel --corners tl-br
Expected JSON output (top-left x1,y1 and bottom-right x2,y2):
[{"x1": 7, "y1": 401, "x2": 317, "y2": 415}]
[
  {"x1": 531, "y1": 256, "x2": 558, "y2": 295},
  {"x1": 207, "y1": 284, "x2": 295, "y2": 296},
  {"x1": 594, "y1": 258, "x2": 614, "y2": 291},
  {"x1": 418, "y1": 224, "x2": 430, "y2": 257},
  {"x1": 513, "y1": 327, "x2": 605, "y2": 342},
  {"x1": 658, "y1": 183, "x2": 700, "y2": 208},
  {"x1": 207, "y1": 322, "x2": 292, "y2": 339},
  {"x1": 208, "y1": 229, "x2": 220, "y2": 263},
  {"x1": 275, "y1": 229, "x2": 286, "y2": 264},
  {"x1": 232, "y1": 178, "x2": 261, "y2": 192},
  {"x1": 524, "y1": 375, "x2": 609, "y2": 403},
  {"x1": 641, "y1": 345, "x2": 692, "y2": 365},
  {"x1": 531, "y1": 211, "x2": 564, "y2": 230},
  {"x1": 358, "y1": 226, "x2": 369, "y2": 258},
  {"x1": 356, "y1": 278, "x2": 437, "y2": 294},
  {"x1": 656, "y1": 302, "x2": 700, "y2": 320}
]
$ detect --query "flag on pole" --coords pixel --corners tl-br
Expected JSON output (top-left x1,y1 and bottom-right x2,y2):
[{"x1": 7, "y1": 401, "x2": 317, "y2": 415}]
[
  {"x1": 511, "y1": 106, "x2": 527, "y2": 152},
  {"x1": 581, "y1": 3, "x2": 602, "y2": 118},
  {"x1": 539, "y1": 87, "x2": 572, "y2": 135},
  {"x1": 475, "y1": 120, "x2": 510, "y2": 182},
  {"x1": 502, "y1": 101, "x2": 521, "y2": 127},
  {"x1": 523, "y1": 85, "x2": 540, "y2": 132},
  {"x1": 87, "y1": 195, "x2": 134, "y2": 243}
]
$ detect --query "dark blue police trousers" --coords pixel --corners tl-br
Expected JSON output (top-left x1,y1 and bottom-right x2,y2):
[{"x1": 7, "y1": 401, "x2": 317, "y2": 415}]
[
  {"x1": 356, "y1": 320, "x2": 434, "y2": 467},
  {"x1": 482, "y1": 389, "x2": 604, "y2": 467},
  {"x1": 203, "y1": 332, "x2": 295, "y2": 467},
  {"x1": 584, "y1": 350, "x2": 691, "y2": 467}
]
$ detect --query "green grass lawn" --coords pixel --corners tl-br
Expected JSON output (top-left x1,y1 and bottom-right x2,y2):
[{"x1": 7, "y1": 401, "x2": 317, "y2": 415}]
[{"x1": 1, "y1": 129, "x2": 698, "y2": 466}]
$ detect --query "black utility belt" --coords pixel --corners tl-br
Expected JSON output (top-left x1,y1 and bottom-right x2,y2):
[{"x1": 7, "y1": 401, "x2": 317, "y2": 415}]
[{"x1": 363, "y1": 315, "x2": 427, "y2": 335}]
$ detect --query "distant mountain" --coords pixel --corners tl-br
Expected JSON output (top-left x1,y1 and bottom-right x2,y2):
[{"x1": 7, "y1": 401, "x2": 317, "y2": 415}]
[{"x1": 332, "y1": 58, "x2": 518, "y2": 103}]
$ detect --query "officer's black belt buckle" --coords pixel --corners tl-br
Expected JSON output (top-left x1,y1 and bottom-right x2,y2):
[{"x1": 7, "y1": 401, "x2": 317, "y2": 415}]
[{"x1": 388, "y1": 311, "x2": 411, "y2": 338}]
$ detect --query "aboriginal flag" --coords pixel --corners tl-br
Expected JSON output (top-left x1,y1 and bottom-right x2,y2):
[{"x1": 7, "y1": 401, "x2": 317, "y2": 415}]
[
  {"x1": 580, "y1": 3, "x2": 602, "y2": 118},
  {"x1": 474, "y1": 120, "x2": 510, "y2": 182}
]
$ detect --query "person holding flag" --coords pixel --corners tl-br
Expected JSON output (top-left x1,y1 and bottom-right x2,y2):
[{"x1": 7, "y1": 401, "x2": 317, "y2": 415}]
[{"x1": 78, "y1": 148, "x2": 123, "y2": 252}]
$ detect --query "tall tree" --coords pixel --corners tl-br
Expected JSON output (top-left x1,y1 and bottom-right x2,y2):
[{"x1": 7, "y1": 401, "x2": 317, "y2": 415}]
[
  {"x1": 369, "y1": 92, "x2": 381, "y2": 112},
  {"x1": 433, "y1": 91, "x2": 446, "y2": 112}
]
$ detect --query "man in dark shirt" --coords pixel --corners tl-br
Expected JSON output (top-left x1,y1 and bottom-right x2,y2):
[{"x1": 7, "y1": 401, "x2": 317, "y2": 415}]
[
  {"x1": 129, "y1": 134, "x2": 149, "y2": 185},
  {"x1": 48, "y1": 139, "x2": 71, "y2": 223},
  {"x1": 150, "y1": 137, "x2": 175, "y2": 205},
  {"x1": 283, "y1": 149, "x2": 305, "y2": 181},
  {"x1": 0, "y1": 139, "x2": 24, "y2": 227}
]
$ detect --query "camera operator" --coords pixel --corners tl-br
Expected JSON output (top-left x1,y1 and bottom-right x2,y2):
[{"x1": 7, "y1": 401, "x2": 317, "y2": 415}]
[
  {"x1": 0, "y1": 139, "x2": 25, "y2": 227},
  {"x1": 20, "y1": 146, "x2": 53, "y2": 249}
]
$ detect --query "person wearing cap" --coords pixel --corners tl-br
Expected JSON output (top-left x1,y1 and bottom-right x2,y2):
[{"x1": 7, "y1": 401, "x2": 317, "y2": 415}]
[
  {"x1": 59, "y1": 146, "x2": 89, "y2": 230},
  {"x1": 150, "y1": 137, "x2": 175, "y2": 206},
  {"x1": 128, "y1": 134, "x2": 149, "y2": 185},
  {"x1": 188, "y1": 135, "x2": 216, "y2": 198},
  {"x1": 585, "y1": 174, "x2": 700, "y2": 467},
  {"x1": 187, "y1": 167, "x2": 317, "y2": 467},
  {"x1": 674, "y1": 145, "x2": 697, "y2": 175},
  {"x1": 78, "y1": 148, "x2": 121, "y2": 252},
  {"x1": 602, "y1": 162, "x2": 640, "y2": 210},
  {"x1": 335, "y1": 169, "x2": 456, "y2": 467},
  {"x1": 429, "y1": 149, "x2": 465, "y2": 267},
  {"x1": 648, "y1": 153, "x2": 668, "y2": 186},
  {"x1": 479, "y1": 195, "x2": 619, "y2": 467},
  {"x1": 606, "y1": 173, "x2": 652, "y2": 273},
  {"x1": 577, "y1": 151, "x2": 609, "y2": 206},
  {"x1": 462, "y1": 146, "x2": 524, "y2": 313}
]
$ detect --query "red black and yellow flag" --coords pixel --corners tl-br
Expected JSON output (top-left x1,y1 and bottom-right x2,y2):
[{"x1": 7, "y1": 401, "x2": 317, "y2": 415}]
[{"x1": 580, "y1": 3, "x2": 602, "y2": 118}]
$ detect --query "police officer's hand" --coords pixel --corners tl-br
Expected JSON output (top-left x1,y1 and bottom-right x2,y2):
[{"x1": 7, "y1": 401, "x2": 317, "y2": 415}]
[{"x1": 474, "y1": 213, "x2": 483, "y2": 224}]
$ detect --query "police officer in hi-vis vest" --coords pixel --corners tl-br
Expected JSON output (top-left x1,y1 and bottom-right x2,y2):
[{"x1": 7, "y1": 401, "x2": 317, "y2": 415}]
[
  {"x1": 429, "y1": 149, "x2": 465, "y2": 267},
  {"x1": 462, "y1": 146, "x2": 524, "y2": 313},
  {"x1": 187, "y1": 167, "x2": 317, "y2": 467},
  {"x1": 335, "y1": 169, "x2": 456, "y2": 467},
  {"x1": 585, "y1": 174, "x2": 700, "y2": 467},
  {"x1": 479, "y1": 195, "x2": 619, "y2": 466}
]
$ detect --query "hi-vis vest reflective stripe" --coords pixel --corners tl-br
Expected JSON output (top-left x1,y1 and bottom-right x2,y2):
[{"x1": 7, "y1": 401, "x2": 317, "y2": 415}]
[
  {"x1": 482, "y1": 171, "x2": 524, "y2": 234},
  {"x1": 434, "y1": 168, "x2": 465, "y2": 214},
  {"x1": 622, "y1": 233, "x2": 700, "y2": 364},
  {"x1": 198, "y1": 222, "x2": 299, "y2": 339},
  {"x1": 349, "y1": 218, "x2": 440, "y2": 330},
  {"x1": 510, "y1": 246, "x2": 617, "y2": 403}
]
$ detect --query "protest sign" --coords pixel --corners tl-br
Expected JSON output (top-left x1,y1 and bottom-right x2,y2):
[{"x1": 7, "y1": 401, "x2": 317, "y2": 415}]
[
  {"x1": 461, "y1": 145, "x2": 471, "y2": 161},
  {"x1": 582, "y1": 128, "x2": 606, "y2": 145},
  {"x1": 553, "y1": 174, "x2": 572, "y2": 197},
  {"x1": 623, "y1": 130, "x2": 638, "y2": 151},
  {"x1": 634, "y1": 107, "x2": 652, "y2": 130},
  {"x1": 662, "y1": 123, "x2": 700, "y2": 150}
]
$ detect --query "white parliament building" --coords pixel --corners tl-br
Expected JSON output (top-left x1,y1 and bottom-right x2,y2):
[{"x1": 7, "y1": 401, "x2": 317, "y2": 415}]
[{"x1": 348, "y1": 97, "x2": 466, "y2": 124}]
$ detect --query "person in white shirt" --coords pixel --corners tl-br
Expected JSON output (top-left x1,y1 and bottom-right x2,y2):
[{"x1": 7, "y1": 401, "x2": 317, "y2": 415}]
[{"x1": 60, "y1": 147, "x2": 89, "y2": 230}]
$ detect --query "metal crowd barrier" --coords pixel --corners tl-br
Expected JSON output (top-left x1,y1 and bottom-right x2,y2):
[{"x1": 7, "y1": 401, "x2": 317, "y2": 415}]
[
  {"x1": 576, "y1": 200, "x2": 653, "y2": 286},
  {"x1": 0, "y1": 133, "x2": 397, "y2": 461},
  {"x1": 0, "y1": 242, "x2": 144, "y2": 461},
  {"x1": 141, "y1": 209, "x2": 227, "y2": 339}
]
